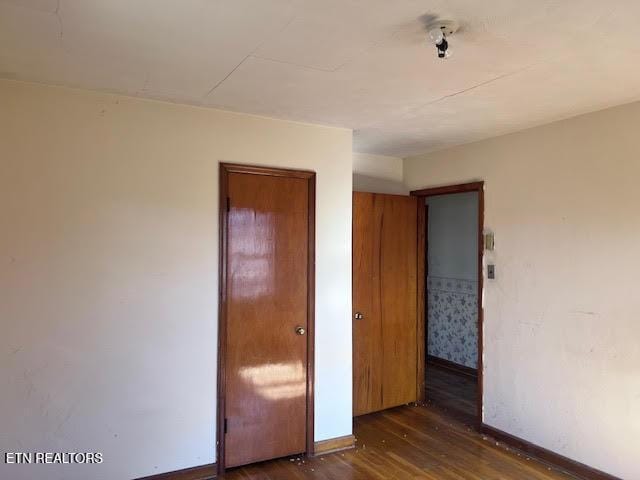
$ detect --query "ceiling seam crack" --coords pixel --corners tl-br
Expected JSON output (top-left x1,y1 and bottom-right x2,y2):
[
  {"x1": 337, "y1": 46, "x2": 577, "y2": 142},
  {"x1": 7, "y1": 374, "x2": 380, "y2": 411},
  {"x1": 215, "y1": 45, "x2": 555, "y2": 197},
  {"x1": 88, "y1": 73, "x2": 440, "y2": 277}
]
[
  {"x1": 422, "y1": 65, "x2": 534, "y2": 107},
  {"x1": 135, "y1": 72, "x2": 150, "y2": 97},
  {"x1": 248, "y1": 55, "x2": 335, "y2": 73},
  {"x1": 202, "y1": 13, "x2": 298, "y2": 101},
  {"x1": 202, "y1": 55, "x2": 250, "y2": 100},
  {"x1": 54, "y1": 0, "x2": 64, "y2": 42}
]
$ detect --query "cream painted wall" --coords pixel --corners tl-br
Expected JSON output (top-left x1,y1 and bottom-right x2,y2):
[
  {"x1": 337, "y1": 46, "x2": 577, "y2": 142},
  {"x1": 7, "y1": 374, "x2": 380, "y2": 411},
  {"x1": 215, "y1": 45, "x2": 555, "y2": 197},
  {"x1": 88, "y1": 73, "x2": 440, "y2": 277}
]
[
  {"x1": 405, "y1": 102, "x2": 640, "y2": 480},
  {"x1": 352, "y1": 152, "x2": 406, "y2": 194},
  {"x1": 0, "y1": 80, "x2": 353, "y2": 480}
]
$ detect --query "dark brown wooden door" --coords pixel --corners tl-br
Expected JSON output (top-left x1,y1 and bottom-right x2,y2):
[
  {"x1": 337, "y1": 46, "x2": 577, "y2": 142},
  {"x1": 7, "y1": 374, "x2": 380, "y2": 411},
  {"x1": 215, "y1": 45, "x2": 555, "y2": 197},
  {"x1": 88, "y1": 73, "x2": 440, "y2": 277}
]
[
  {"x1": 353, "y1": 192, "x2": 418, "y2": 416},
  {"x1": 224, "y1": 171, "x2": 310, "y2": 468}
]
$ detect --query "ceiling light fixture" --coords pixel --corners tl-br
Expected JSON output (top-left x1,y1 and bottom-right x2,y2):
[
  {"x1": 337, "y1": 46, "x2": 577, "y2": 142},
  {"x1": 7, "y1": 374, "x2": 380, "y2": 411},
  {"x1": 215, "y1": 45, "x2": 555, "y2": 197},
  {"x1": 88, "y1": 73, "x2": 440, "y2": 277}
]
[{"x1": 426, "y1": 20, "x2": 459, "y2": 59}]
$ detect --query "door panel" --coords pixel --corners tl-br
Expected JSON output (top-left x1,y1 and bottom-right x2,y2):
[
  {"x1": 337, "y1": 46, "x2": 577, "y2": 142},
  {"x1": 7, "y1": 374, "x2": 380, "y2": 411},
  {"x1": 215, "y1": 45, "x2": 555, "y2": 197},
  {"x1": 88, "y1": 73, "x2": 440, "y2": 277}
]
[
  {"x1": 352, "y1": 193, "x2": 382, "y2": 415},
  {"x1": 225, "y1": 172, "x2": 309, "y2": 468},
  {"x1": 353, "y1": 192, "x2": 418, "y2": 416},
  {"x1": 379, "y1": 196, "x2": 418, "y2": 407}
]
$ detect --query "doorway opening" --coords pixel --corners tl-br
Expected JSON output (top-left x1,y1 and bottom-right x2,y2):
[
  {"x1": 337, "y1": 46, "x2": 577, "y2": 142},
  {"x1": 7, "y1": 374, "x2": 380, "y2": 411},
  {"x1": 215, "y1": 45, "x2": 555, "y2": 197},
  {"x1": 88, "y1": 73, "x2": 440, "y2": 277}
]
[{"x1": 411, "y1": 182, "x2": 484, "y2": 426}]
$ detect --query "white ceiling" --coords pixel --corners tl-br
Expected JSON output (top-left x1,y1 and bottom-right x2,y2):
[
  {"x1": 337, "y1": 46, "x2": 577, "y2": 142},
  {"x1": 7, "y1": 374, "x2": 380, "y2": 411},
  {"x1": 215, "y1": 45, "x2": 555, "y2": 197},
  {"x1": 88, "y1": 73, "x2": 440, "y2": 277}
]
[{"x1": 2, "y1": 0, "x2": 640, "y2": 157}]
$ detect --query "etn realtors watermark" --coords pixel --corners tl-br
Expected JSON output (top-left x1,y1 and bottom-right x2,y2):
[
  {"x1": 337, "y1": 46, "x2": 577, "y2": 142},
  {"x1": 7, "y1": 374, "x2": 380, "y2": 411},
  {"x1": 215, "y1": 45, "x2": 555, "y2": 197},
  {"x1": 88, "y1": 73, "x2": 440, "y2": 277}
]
[{"x1": 4, "y1": 452, "x2": 103, "y2": 464}]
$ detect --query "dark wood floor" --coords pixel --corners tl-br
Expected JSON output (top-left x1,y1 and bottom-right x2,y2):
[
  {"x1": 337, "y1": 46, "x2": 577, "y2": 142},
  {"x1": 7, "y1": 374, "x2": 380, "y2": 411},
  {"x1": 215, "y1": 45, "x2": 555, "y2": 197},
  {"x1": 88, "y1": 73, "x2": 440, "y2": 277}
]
[
  {"x1": 425, "y1": 361, "x2": 478, "y2": 425},
  {"x1": 223, "y1": 404, "x2": 575, "y2": 479}
]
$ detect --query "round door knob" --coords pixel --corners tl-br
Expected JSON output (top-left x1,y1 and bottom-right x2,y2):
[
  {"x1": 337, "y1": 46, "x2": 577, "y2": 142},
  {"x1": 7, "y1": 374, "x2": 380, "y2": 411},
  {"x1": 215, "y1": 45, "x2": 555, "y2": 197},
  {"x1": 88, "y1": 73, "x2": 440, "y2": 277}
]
[
  {"x1": 295, "y1": 326, "x2": 306, "y2": 335},
  {"x1": 354, "y1": 312, "x2": 364, "y2": 320}
]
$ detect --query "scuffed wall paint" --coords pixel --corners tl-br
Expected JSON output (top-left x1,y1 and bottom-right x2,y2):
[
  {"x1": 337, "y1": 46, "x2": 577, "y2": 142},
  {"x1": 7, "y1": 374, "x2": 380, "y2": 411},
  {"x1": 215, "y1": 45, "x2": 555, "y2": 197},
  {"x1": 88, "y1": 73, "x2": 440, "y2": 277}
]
[
  {"x1": 404, "y1": 101, "x2": 640, "y2": 480},
  {"x1": 0, "y1": 80, "x2": 353, "y2": 480}
]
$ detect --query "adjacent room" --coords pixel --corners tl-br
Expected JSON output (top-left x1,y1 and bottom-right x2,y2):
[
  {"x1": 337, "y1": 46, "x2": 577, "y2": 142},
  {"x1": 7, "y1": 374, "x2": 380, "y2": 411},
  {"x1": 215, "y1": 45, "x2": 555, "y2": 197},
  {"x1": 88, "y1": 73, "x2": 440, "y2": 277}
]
[
  {"x1": 424, "y1": 191, "x2": 480, "y2": 424},
  {"x1": 1, "y1": 1, "x2": 639, "y2": 480}
]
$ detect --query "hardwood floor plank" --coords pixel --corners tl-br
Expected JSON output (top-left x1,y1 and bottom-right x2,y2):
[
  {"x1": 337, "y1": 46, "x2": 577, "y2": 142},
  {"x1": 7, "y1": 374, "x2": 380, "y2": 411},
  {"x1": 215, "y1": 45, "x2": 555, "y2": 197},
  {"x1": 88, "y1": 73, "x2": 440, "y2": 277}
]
[
  {"x1": 221, "y1": 404, "x2": 575, "y2": 479},
  {"x1": 425, "y1": 362, "x2": 477, "y2": 425}
]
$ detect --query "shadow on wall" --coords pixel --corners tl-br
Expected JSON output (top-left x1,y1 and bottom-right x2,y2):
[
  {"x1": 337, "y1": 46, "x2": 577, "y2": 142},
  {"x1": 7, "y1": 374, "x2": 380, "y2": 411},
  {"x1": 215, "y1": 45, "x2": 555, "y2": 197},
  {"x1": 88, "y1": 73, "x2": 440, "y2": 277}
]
[{"x1": 353, "y1": 173, "x2": 407, "y2": 195}]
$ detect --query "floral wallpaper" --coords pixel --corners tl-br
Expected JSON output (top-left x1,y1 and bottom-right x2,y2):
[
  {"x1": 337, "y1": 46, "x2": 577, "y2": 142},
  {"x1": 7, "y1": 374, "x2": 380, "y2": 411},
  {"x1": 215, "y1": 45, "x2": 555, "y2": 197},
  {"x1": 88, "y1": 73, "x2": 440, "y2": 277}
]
[{"x1": 427, "y1": 276, "x2": 478, "y2": 369}]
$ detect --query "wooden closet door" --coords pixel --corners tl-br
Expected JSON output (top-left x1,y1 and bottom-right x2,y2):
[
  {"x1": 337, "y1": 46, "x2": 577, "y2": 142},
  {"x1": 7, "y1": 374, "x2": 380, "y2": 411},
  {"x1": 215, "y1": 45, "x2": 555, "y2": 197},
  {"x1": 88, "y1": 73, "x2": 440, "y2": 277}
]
[
  {"x1": 353, "y1": 192, "x2": 418, "y2": 416},
  {"x1": 353, "y1": 192, "x2": 381, "y2": 415},
  {"x1": 224, "y1": 171, "x2": 310, "y2": 468}
]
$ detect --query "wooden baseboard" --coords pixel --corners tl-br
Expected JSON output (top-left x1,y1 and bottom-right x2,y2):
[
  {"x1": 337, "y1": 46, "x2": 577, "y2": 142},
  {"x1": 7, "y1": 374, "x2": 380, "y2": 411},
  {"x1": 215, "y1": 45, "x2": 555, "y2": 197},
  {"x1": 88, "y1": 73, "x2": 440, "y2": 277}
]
[
  {"x1": 312, "y1": 434, "x2": 355, "y2": 456},
  {"x1": 481, "y1": 424, "x2": 620, "y2": 480},
  {"x1": 134, "y1": 463, "x2": 216, "y2": 480},
  {"x1": 427, "y1": 355, "x2": 478, "y2": 378}
]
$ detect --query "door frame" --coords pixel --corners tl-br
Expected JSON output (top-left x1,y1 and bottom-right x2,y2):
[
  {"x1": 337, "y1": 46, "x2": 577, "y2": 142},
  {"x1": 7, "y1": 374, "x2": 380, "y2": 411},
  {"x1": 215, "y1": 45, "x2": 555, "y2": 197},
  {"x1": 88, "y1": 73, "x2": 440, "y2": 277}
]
[
  {"x1": 410, "y1": 181, "x2": 484, "y2": 425},
  {"x1": 217, "y1": 163, "x2": 316, "y2": 474}
]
